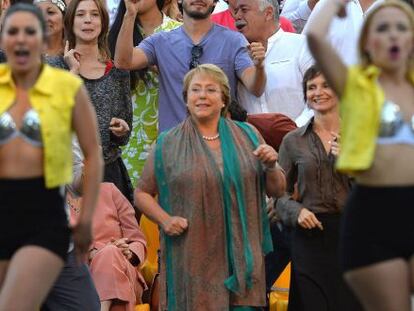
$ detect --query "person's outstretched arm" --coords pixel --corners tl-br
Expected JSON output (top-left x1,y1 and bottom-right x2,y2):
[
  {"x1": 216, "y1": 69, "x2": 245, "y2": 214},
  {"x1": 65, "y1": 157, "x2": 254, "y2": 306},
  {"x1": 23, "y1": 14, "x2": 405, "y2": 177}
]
[
  {"x1": 72, "y1": 85, "x2": 104, "y2": 262},
  {"x1": 306, "y1": 0, "x2": 348, "y2": 97},
  {"x1": 240, "y1": 42, "x2": 267, "y2": 97},
  {"x1": 114, "y1": 0, "x2": 149, "y2": 70}
]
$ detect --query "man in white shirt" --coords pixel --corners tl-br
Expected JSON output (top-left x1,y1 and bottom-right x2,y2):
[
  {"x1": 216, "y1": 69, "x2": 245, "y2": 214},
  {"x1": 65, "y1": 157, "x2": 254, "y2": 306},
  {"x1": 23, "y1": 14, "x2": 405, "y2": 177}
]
[
  {"x1": 303, "y1": 0, "x2": 367, "y2": 65},
  {"x1": 235, "y1": 0, "x2": 314, "y2": 125},
  {"x1": 284, "y1": 0, "x2": 374, "y2": 66},
  {"x1": 280, "y1": 0, "x2": 318, "y2": 33}
]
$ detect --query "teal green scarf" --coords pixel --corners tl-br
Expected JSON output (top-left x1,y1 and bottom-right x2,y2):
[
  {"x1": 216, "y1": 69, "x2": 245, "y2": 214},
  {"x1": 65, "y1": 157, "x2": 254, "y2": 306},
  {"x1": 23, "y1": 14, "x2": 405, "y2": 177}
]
[{"x1": 155, "y1": 117, "x2": 272, "y2": 310}]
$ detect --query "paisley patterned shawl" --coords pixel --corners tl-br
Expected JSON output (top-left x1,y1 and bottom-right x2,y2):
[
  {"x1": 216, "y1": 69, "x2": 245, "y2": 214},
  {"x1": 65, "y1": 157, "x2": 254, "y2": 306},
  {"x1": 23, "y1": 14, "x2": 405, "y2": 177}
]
[{"x1": 154, "y1": 117, "x2": 272, "y2": 310}]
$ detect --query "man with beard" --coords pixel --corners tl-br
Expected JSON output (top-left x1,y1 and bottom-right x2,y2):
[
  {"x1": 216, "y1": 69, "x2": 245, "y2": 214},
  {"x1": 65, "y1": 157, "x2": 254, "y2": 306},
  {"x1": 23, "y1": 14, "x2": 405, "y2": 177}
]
[{"x1": 115, "y1": 0, "x2": 267, "y2": 132}]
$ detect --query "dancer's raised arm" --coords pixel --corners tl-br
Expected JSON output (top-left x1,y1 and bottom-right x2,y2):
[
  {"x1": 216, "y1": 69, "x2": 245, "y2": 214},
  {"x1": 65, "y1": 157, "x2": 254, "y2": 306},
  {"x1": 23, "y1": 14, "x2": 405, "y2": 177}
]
[{"x1": 306, "y1": 0, "x2": 349, "y2": 97}]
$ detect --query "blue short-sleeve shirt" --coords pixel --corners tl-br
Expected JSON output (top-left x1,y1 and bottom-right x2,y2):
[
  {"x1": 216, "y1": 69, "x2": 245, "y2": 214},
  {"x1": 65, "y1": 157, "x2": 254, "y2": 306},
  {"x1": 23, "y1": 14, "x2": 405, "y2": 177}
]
[{"x1": 139, "y1": 24, "x2": 253, "y2": 131}]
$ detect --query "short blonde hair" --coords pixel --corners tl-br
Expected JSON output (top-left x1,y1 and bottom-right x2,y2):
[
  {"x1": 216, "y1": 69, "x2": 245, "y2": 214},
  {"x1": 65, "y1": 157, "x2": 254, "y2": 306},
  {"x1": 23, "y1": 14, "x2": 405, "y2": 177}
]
[
  {"x1": 359, "y1": 0, "x2": 414, "y2": 68},
  {"x1": 182, "y1": 64, "x2": 231, "y2": 116}
]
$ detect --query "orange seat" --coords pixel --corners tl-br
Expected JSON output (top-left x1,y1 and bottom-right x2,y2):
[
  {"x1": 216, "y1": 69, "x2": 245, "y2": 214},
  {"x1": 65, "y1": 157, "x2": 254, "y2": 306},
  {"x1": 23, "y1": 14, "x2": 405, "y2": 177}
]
[
  {"x1": 269, "y1": 263, "x2": 291, "y2": 311},
  {"x1": 139, "y1": 215, "x2": 160, "y2": 285},
  {"x1": 135, "y1": 303, "x2": 150, "y2": 311},
  {"x1": 269, "y1": 292, "x2": 288, "y2": 311}
]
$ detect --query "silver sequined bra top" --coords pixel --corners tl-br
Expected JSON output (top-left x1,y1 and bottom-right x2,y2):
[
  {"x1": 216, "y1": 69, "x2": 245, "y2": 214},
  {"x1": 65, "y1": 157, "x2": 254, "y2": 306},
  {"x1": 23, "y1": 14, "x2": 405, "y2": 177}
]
[
  {"x1": 377, "y1": 100, "x2": 414, "y2": 145},
  {"x1": 0, "y1": 109, "x2": 43, "y2": 147}
]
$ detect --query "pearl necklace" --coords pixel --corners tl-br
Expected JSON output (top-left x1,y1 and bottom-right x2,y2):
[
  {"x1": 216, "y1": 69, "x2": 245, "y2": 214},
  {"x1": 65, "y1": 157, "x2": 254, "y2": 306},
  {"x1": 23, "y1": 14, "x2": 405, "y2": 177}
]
[{"x1": 202, "y1": 133, "x2": 220, "y2": 141}]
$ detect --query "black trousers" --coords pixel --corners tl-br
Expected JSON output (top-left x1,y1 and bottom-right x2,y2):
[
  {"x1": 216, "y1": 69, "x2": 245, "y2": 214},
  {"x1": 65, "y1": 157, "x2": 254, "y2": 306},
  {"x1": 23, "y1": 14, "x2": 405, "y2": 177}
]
[
  {"x1": 41, "y1": 250, "x2": 100, "y2": 311},
  {"x1": 265, "y1": 222, "x2": 301, "y2": 311},
  {"x1": 292, "y1": 214, "x2": 362, "y2": 311},
  {"x1": 265, "y1": 222, "x2": 292, "y2": 291}
]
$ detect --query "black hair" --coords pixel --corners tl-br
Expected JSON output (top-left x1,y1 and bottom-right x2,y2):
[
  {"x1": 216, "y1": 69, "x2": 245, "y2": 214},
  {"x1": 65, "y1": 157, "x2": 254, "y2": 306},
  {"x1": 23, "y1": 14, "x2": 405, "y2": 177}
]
[
  {"x1": 302, "y1": 64, "x2": 323, "y2": 102},
  {"x1": 10, "y1": 0, "x2": 33, "y2": 5},
  {"x1": 3, "y1": 3, "x2": 47, "y2": 41},
  {"x1": 108, "y1": 0, "x2": 165, "y2": 90},
  {"x1": 228, "y1": 99, "x2": 247, "y2": 122},
  {"x1": 157, "y1": 0, "x2": 165, "y2": 10}
]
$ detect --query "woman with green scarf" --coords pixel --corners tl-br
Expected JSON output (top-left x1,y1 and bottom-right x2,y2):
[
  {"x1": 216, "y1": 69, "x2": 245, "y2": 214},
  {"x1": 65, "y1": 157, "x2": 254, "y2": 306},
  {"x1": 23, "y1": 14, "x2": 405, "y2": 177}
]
[{"x1": 135, "y1": 64, "x2": 286, "y2": 310}]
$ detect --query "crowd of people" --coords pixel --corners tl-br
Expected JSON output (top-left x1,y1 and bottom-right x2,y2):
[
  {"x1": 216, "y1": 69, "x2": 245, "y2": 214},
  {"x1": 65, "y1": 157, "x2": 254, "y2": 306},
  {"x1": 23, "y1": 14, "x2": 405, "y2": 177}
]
[{"x1": 0, "y1": 0, "x2": 414, "y2": 310}]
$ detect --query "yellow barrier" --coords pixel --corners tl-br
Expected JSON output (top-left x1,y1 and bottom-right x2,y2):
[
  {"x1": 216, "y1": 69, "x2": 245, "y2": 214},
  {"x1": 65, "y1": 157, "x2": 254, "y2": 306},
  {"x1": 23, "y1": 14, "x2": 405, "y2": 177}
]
[
  {"x1": 135, "y1": 303, "x2": 150, "y2": 311},
  {"x1": 269, "y1": 263, "x2": 291, "y2": 311},
  {"x1": 139, "y1": 215, "x2": 160, "y2": 285}
]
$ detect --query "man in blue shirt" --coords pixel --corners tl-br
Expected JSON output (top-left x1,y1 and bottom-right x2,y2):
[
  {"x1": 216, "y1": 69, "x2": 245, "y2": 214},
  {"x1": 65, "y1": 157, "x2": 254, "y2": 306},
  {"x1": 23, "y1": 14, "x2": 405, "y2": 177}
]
[{"x1": 115, "y1": 0, "x2": 266, "y2": 131}]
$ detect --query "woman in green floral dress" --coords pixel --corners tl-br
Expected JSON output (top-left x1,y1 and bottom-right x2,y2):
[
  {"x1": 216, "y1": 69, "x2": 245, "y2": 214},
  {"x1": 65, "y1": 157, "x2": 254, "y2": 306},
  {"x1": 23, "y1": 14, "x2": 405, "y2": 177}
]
[{"x1": 109, "y1": 0, "x2": 181, "y2": 186}]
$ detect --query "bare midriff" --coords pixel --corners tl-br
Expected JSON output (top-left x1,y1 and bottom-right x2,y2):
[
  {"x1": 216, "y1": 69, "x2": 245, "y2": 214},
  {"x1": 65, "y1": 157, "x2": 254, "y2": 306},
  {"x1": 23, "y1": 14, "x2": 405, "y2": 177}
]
[
  {"x1": 0, "y1": 140, "x2": 43, "y2": 178},
  {"x1": 355, "y1": 144, "x2": 414, "y2": 186}
]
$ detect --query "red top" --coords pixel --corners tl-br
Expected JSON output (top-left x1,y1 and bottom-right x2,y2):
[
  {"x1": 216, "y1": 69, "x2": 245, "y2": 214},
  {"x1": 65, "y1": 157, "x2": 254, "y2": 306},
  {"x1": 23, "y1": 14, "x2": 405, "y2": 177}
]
[
  {"x1": 280, "y1": 16, "x2": 296, "y2": 33},
  {"x1": 211, "y1": 9, "x2": 237, "y2": 31},
  {"x1": 211, "y1": 9, "x2": 296, "y2": 33},
  {"x1": 104, "y1": 60, "x2": 113, "y2": 75}
]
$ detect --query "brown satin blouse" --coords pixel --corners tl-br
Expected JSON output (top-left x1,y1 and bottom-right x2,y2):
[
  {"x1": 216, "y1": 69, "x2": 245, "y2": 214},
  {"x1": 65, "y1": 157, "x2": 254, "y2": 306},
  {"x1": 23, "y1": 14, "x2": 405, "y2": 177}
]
[{"x1": 276, "y1": 119, "x2": 352, "y2": 226}]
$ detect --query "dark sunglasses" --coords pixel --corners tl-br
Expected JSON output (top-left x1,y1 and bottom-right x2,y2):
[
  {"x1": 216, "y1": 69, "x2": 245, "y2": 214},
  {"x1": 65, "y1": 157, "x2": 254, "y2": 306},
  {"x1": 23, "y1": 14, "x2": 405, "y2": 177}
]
[{"x1": 189, "y1": 45, "x2": 203, "y2": 70}]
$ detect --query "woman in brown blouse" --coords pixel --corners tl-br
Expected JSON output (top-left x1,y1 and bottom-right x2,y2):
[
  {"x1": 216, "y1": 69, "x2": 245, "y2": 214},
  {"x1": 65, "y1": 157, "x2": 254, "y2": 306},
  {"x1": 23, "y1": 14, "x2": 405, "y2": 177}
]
[{"x1": 276, "y1": 65, "x2": 361, "y2": 311}]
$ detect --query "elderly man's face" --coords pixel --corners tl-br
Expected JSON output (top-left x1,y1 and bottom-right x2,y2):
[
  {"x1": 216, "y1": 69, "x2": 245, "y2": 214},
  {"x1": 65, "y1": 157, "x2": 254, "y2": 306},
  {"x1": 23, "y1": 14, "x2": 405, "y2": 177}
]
[{"x1": 234, "y1": 0, "x2": 267, "y2": 42}]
